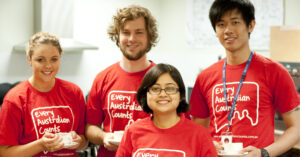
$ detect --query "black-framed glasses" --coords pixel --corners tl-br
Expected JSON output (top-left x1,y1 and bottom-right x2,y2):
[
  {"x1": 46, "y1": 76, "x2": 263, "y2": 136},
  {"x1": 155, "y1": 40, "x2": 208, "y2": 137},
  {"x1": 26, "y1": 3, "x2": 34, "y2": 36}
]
[{"x1": 148, "y1": 87, "x2": 179, "y2": 95}]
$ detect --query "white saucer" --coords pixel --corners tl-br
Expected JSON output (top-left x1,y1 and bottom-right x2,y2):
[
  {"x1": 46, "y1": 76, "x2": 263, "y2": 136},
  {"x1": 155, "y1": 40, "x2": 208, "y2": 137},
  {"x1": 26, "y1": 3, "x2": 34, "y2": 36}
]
[
  {"x1": 64, "y1": 142, "x2": 78, "y2": 148},
  {"x1": 107, "y1": 139, "x2": 121, "y2": 145},
  {"x1": 218, "y1": 151, "x2": 248, "y2": 157}
]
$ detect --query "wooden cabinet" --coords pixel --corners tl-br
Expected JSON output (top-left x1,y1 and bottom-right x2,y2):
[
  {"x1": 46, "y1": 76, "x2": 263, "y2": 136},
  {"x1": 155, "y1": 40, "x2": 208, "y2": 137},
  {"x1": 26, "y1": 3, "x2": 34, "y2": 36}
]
[{"x1": 270, "y1": 26, "x2": 300, "y2": 62}]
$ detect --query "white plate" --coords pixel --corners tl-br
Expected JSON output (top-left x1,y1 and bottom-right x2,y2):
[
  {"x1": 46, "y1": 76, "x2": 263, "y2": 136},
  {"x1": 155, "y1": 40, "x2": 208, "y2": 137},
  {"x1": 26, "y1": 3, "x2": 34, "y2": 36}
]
[
  {"x1": 218, "y1": 152, "x2": 247, "y2": 157},
  {"x1": 107, "y1": 139, "x2": 121, "y2": 145},
  {"x1": 64, "y1": 142, "x2": 78, "y2": 148}
]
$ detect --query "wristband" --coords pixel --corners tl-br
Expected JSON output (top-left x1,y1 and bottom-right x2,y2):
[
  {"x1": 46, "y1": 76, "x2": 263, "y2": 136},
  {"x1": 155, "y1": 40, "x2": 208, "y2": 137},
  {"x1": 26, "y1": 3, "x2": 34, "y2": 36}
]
[{"x1": 261, "y1": 148, "x2": 270, "y2": 157}]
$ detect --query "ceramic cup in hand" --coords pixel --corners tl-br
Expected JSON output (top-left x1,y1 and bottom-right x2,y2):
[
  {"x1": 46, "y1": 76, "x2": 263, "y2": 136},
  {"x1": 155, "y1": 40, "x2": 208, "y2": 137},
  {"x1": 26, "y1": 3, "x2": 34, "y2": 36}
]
[{"x1": 56, "y1": 132, "x2": 77, "y2": 148}]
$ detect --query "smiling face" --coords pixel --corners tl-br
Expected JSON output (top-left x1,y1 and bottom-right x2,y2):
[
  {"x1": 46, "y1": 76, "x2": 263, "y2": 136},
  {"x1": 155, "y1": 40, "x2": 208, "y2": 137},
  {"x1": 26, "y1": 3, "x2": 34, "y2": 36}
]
[
  {"x1": 28, "y1": 44, "x2": 60, "y2": 85},
  {"x1": 118, "y1": 17, "x2": 149, "y2": 61},
  {"x1": 215, "y1": 9, "x2": 255, "y2": 53},
  {"x1": 147, "y1": 73, "x2": 180, "y2": 116}
]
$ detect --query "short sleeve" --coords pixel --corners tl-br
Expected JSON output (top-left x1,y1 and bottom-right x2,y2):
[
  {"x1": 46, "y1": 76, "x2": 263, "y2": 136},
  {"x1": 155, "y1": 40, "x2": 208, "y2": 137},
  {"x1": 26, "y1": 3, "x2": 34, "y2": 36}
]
[
  {"x1": 269, "y1": 64, "x2": 300, "y2": 113},
  {"x1": 115, "y1": 127, "x2": 133, "y2": 157},
  {"x1": 76, "y1": 88, "x2": 86, "y2": 135},
  {"x1": 0, "y1": 100, "x2": 23, "y2": 145},
  {"x1": 86, "y1": 77, "x2": 104, "y2": 125},
  {"x1": 198, "y1": 128, "x2": 218, "y2": 157},
  {"x1": 189, "y1": 75, "x2": 210, "y2": 118}
]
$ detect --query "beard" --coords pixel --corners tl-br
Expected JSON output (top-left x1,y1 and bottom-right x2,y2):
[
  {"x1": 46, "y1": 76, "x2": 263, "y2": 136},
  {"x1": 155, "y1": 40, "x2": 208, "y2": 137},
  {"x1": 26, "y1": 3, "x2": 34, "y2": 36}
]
[{"x1": 120, "y1": 47, "x2": 147, "y2": 61}]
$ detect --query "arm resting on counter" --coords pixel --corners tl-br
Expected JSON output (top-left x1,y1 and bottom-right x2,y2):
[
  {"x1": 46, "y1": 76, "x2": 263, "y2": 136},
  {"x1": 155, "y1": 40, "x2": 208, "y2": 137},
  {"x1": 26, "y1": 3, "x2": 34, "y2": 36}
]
[{"x1": 265, "y1": 108, "x2": 300, "y2": 157}]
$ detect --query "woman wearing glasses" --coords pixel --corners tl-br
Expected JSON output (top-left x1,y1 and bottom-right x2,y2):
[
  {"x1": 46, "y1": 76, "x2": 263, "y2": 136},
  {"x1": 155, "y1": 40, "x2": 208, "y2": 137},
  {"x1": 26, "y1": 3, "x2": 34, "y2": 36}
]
[{"x1": 116, "y1": 63, "x2": 217, "y2": 157}]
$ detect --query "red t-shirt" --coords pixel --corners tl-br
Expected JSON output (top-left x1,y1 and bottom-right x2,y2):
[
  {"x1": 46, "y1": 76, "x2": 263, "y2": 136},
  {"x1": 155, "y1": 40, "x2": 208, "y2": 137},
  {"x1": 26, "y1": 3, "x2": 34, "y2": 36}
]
[
  {"x1": 86, "y1": 61, "x2": 155, "y2": 157},
  {"x1": 116, "y1": 114, "x2": 218, "y2": 157},
  {"x1": 189, "y1": 53, "x2": 300, "y2": 148},
  {"x1": 0, "y1": 78, "x2": 86, "y2": 157}
]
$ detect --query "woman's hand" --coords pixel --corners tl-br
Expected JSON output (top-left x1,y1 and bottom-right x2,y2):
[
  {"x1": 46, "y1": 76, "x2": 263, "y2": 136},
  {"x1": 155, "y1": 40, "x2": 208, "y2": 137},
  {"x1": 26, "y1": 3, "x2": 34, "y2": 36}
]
[
  {"x1": 103, "y1": 132, "x2": 118, "y2": 151},
  {"x1": 213, "y1": 140, "x2": 224, "y2": 153},
  {"x1": 64, "y1": 131, "x2": 82, "y2": 150},
  {"x1": 39, "y1": 132, "x2": 64, "y2": 152}
]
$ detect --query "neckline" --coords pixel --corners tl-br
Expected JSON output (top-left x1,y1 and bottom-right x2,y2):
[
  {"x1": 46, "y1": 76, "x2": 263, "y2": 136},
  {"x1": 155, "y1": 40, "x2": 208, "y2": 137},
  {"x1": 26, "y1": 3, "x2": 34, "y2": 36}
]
[
  {"x1": 150, "y1": 114, "x2": 185, "y2": 133},
  {"x1": 117, "y1": 60, "x2": 154, "y2": 76},
  {"x1": 225, "y1": 53, "x2": 256, "y2": 70},
  {"x1": 27, "y1": 78, "x2": 58, "y2": 94}
]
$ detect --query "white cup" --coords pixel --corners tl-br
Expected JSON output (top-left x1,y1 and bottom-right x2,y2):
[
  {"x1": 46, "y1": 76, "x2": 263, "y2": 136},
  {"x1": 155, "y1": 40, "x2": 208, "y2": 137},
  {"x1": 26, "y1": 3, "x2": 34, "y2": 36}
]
[
  {"x1": 113, "y1": 131, "x2": 124, "y2": 141},
  {"x1": 223, "y1": 143, "x2": 243, "y2": 154},
  {"x1": 56, "y1": 132, "x2": 75, "y2": 147}
]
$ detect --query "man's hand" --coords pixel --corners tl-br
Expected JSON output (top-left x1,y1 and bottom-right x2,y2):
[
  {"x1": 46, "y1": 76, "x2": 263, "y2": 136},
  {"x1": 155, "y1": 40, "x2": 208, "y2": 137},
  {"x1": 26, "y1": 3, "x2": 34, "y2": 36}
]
[
  {"x1": 241, "y1": 146, "x2": 261, "y2": 157},
  {"x1": 103, "y1": 132, "x2": 118, "y2": 151}
]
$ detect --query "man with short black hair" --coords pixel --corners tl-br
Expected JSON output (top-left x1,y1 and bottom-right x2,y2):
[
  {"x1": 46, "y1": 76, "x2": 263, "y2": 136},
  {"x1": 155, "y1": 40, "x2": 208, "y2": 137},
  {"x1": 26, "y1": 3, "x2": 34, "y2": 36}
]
[{"x1": 190, "y1": 0, "x2": 300, "y2": 156}]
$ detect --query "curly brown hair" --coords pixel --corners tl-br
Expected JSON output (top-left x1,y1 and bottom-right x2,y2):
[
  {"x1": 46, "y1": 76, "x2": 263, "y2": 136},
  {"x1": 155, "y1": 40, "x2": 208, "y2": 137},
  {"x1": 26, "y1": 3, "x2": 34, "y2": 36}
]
[
  {"x1": 26, "y1": 32, "x2": 62, "y2": 59},
  {"x1": 107, "y1": 5, "x2": 158, "y2": 53}
]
